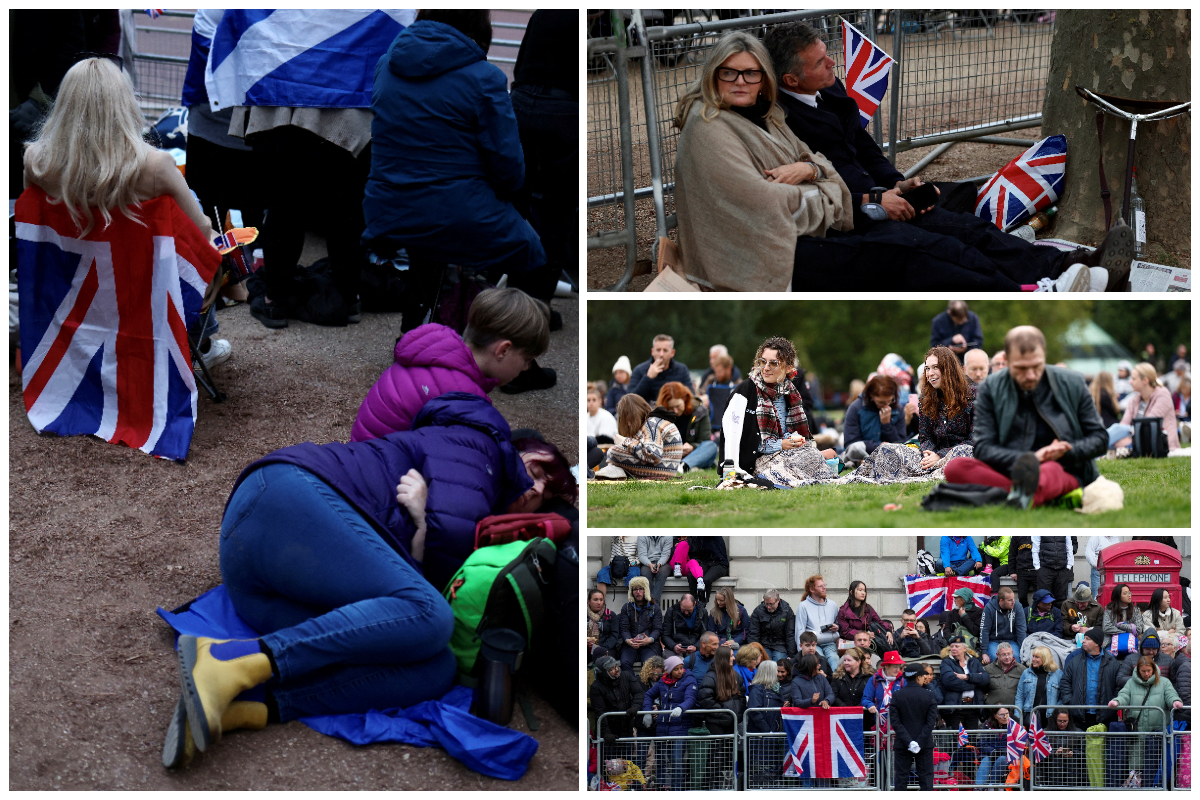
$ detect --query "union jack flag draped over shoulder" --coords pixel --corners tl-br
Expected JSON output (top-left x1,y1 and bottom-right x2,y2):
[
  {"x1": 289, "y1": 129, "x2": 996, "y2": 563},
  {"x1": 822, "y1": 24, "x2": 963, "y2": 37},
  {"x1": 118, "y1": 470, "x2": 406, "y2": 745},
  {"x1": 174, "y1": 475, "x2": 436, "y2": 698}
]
[
  {"x1": 782, "y1": 706, "x2": 867, "y2": 779},
  {"x1": 14, "y1": 186, "x2": 221, "y2": 462},
  {"x1": 903, "y1": 573, "x2": 993, "y2": 618},
  {"x1": 975, "y1": 134, "x2": 1068, "y2": 230},
  {"x1": 841, "y1": 19, "x2": 895, "y2": 128}
]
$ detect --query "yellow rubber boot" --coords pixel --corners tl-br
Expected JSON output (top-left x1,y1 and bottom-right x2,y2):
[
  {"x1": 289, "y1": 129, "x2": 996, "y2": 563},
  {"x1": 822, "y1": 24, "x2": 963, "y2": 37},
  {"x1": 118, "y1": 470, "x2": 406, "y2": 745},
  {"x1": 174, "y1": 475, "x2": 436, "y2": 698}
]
[{"x1": 177, "y1": 636, "x2": 273, "y2": 751}]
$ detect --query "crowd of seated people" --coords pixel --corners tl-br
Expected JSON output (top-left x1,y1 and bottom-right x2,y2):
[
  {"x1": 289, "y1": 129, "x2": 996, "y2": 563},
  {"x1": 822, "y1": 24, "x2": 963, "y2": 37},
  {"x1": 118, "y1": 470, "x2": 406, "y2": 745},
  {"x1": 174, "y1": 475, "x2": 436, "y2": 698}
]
[{"x1": 588, "y1": 536, "x2": 1191, "y2": 790}]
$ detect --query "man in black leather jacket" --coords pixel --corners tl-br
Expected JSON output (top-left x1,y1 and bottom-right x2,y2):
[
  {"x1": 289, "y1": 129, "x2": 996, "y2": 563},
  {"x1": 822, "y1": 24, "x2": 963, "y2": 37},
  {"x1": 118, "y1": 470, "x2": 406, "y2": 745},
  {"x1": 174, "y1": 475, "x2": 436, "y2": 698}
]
[{"x1": 944, "y1": 325, "x2": 1107, "y2": 509}]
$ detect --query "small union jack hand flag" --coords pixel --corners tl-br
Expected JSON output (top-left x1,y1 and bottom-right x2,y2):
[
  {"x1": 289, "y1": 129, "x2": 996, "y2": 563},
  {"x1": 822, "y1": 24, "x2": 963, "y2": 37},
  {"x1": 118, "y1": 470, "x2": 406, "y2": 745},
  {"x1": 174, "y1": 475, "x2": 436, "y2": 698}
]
[
  {"x1": 958, "y1": 723, "x2": 969, "y2": 747},
  {"x1": 145, "y1": 9, "x2": 165, "y2": 19},
  {"x1": 841, "y1": 19, "x2": 895, "y2": 128}
]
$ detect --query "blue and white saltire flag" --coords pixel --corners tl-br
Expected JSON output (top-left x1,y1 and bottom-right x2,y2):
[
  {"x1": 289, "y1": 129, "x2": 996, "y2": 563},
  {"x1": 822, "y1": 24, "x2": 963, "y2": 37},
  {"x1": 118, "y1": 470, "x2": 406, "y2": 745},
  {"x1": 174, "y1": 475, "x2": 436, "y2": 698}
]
[
  {"x1": 781, "y1": 706, "x2": 867, "y2": 779},
  {"x1": 1006, "y1": 717, "x2": 1028, "y2": 763},
  {"x1": 204, "y1": 9, "x2": 417, "y2": 111},
  {"x1": 841, "y1": 19, "x2": 895, "y2": 128}
]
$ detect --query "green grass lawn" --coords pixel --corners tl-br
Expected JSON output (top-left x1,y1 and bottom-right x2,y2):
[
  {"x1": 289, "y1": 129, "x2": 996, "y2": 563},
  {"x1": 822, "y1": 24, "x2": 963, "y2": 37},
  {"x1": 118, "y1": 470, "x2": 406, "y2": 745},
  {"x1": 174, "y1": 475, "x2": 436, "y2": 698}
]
[{"x1": 587, "y1": 458, "x2": 1190, "y2": 528}]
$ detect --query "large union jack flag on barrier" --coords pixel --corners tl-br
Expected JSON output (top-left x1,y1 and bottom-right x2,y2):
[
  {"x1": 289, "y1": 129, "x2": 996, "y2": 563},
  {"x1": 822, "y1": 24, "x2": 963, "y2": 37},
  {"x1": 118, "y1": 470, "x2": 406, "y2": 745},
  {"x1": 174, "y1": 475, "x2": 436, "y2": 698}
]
[
  {"x1": 15, "y1": 186, "x2": 221, "y2": 462},
  {"x1": 841, "y1": 20, "x2": 895, "y2": 128},
  {"x1": 903, "y1": 573, "x2": 993, "y2": 618},
  {"x1": 782, "y1": 706, "x2": 867, "y2": 779},
  {"x1": 975, "y1": 134, "x2": 1068, "y2": 230}
]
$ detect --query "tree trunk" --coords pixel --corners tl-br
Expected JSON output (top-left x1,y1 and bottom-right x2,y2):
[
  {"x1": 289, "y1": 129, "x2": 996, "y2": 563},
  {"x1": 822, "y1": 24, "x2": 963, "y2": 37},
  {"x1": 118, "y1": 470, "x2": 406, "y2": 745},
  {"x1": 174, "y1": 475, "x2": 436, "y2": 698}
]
[{"x1": 1040, "y1": 10, "x2": 1190, "y2": 261}]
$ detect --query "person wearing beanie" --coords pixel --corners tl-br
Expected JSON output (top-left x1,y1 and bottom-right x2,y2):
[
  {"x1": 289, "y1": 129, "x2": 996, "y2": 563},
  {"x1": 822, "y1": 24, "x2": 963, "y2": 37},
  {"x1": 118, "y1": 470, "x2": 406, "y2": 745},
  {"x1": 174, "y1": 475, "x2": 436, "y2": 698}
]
[
  {"x1": 890, "y1": 663, "x2": 939, "y2": 791},
  {"x1": 618, "y1": 576, "x2": 662, "y2": 671},
  {"x1": 606, "y1": 355, "x2": 633, "y2": 414},
  {"x1": 1058, "y1": 626, "x2": 1119, "y2": 729},
  {"x1": 1115, "y1": 630, "x2": 1175, "y2": 689},
  {"x1": 938, "y1": 587, "x2": 983, "y2": 642},
  {"x1": 589, "y1": 656, "x2": 643, "y2": 745},
  {"x1": 1061, "y1": 583, "x2": 1104, "y2": 640},
  {"x1": 640, "y1": 654, "x2": 698, "y2": 789},
  {"x1": 1026, "y1": 589, "x2": 1063, "y2": 636}
]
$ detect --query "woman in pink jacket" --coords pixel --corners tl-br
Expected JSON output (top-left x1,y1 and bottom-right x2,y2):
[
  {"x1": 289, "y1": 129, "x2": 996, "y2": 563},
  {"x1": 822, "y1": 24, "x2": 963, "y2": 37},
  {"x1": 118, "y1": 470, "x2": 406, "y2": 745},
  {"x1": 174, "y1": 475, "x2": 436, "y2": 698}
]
[
  {"x1": 1108, "y1": 361, "x2": 1180, "y2": 455},
  {"x1": 352, "y1": 288, "x2": 549, "y2": 441}
]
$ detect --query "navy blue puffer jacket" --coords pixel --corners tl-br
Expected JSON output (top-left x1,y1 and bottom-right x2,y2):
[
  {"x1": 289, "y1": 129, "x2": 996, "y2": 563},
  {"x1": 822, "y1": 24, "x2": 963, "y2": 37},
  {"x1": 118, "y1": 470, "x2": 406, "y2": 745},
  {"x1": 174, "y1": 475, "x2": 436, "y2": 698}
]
[
  {"x1": 227, "y1": 392, "x2": 533, "y2": 592},
  {"x1": 641, "y1": 671, "x2": 700, "y2": 736},
  {"x1": 363, "y1": 20, "x2": 546, "y2": 273}
]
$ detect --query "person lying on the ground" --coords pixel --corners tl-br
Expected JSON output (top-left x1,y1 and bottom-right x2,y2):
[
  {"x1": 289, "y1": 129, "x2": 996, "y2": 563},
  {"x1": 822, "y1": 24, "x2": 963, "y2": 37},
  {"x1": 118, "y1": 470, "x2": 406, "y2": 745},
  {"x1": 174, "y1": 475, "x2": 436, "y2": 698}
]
[
  {"x1": 670, "y1": 31, "x2": 852, "y2": 291},
  {"x1": 945, "y1": 325, "x2": 1108, "y2": 509},
  {"x1": 842, "y1": 374, "x2": 908, "y2": 469},
  {"x1": 164, "y1": 393, "x2": 564, "y2": 766},
  {"x1": 723, "y1": 336, "x2": 839, "y2": 487},
  {"x1": 761, "y1": 21, "x2": 1135, "y2": 293},
  {"x1": 657, "y1": 382, "x2": 716, "y2": 474},
  {"x1": 352, "y1": 288, "x2": 550, "y2": 441},
  {"x1": 1107, "y1": 361, "x2": 1180, "y2": 456},
  {"x1": 600, "y1": 393, "x2": 684, "y2": 480},
  {"x1": 628, "y1": 334, "x2": 691, "y2": 403},
  {"x1": 847, "y1": 347, "x2": 975, "y2": 484},
  {"x1": 22, "y1": 57, "x2": 232, "y2": 365}
]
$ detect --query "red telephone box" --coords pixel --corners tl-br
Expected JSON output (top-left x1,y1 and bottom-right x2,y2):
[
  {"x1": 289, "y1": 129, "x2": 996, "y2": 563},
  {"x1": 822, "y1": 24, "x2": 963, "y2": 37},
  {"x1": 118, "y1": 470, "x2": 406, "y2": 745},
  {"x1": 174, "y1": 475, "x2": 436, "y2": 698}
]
[{"x1": 1099, "y1": 541, "x2": 1183, "y2": 612}]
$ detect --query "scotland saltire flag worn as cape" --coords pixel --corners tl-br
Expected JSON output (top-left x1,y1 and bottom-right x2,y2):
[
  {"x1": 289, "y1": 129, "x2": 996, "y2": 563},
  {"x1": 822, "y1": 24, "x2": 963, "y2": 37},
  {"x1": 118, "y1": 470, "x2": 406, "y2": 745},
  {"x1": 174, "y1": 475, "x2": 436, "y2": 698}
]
[
  {"x1": 15, "y1": 186, "x2": 221, "y2": 462},
  {"x1": 841, "y1": 20, "x2": 894, "y2": 127},
  {"x1": 975, "y1": 134, "x2": 1068, "y2": 229},
  {"x1": 204, "y1": 9, "x2": 417, "y2": 110},
  {"x1": 903, "y1": 573, "x2": 992, "y2": 618},
  {"x1": 782, "y1": 706, "x2": 867, "y2": 779},
  {"x1": 157, "y1": 585, "x2": 538, "y2": 780}
]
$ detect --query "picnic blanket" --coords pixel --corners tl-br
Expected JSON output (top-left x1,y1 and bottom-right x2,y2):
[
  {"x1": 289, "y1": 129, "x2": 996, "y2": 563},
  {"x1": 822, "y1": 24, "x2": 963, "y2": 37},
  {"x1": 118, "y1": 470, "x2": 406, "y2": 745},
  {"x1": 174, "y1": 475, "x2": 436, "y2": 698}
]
[{"x1": 156, "y1": 585, "x2": 538, "y2": 780}]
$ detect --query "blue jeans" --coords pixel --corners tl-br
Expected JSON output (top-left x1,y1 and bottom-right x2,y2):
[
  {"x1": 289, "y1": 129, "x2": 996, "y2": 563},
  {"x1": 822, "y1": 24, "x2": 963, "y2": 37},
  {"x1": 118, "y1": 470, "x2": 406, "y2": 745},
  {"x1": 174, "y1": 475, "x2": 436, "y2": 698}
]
[
  {"x1": 1108, "y1": 423, "x2": 1132, "y2": 449},
  {"x1": 818, "y1": 641, "x2": 840, "y2": 674},
  {"x1": 596, "y1": 564, "x2": 641, "y2": 586},
  {"x1": 220, "y1": 463, "x2": 457, "y2": 721},
  {"x1": 1090, "y1": 566, "x2": 1104, "y2": 595},
  {"x1": 766, "y1": 648, "x2": 789, "y2": 664},
  {"x1": 985, "y1": 640, "x2": 1015, "y2": 661},
  {"x1": 975, "y1": 754, "x2": 1008, "y2": 787},
  {"x1": 681, "y1": 439, "x2": 719, "y2": 470}
]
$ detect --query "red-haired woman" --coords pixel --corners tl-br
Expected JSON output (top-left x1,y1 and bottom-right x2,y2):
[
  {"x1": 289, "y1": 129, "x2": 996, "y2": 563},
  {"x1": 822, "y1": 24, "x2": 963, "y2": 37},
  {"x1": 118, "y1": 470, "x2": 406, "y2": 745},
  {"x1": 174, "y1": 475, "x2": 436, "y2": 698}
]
[
  {"x1": 848, "y1": 346, "x2": 975, "y2": 484},
  {"x1": 656, "y1": 381, "x2": 716, "y2": 473},
  {"x1": 724, "y1": 336, "x2": 838, "y2": 487}
]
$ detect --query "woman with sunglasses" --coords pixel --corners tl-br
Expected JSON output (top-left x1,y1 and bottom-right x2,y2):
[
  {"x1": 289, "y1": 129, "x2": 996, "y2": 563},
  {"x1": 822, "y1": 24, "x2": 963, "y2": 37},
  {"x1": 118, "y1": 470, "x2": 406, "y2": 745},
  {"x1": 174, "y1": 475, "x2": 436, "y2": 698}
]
[
  {"x1": 670, "y1": 31, "x2": 852, "y2": 291},
  {"x1": 723, "y1": 336, "x2": 839, "y2": 487},
  {"x1": 847, "y1": 346, "x2": 976, "y2": 484}
]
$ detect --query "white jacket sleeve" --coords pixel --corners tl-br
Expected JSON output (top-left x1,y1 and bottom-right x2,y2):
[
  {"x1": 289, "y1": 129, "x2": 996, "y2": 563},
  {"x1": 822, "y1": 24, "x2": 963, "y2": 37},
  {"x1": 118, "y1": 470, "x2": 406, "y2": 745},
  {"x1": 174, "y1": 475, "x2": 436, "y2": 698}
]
[
  {"x1": 723, "y1": 392, "x2": 748, "y2": 474},
  {"x1": 1085, "y1": 537, "x2": 1101, "y2": 568},
  {"x1": 1031, "y1": 536, "x2": 1041, "y2": 571}
]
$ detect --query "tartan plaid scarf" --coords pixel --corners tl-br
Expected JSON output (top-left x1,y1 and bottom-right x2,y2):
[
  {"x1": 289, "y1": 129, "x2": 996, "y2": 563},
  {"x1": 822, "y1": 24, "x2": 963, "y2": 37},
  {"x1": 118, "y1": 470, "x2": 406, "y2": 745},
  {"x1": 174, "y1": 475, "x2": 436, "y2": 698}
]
[{"x1": 751, "y1": 371, "x2": 811, "y2": 442}]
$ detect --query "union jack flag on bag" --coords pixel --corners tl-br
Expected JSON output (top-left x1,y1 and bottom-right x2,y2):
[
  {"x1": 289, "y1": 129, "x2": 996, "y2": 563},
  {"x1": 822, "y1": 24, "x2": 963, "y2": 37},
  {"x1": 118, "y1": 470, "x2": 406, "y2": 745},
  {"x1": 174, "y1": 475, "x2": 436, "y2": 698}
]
[
  {"x1": 841, "y1": 19, "x2": 895, "y2": 128},
  {"x1": 782, "y1": 706, "x2": 867, "y2": 779},
  {"x1": 14, "y1": 185, "x2": 221, "y2": 462},
  {"x1": 903, "y1": 573, "x2": 992, "y2": 618},
  {"x1": 1006, "y1": 717, "x2": 1028, "y2": 763},
  {"x1": 975, "y1": 134, "x2": 1068, "y2": 230},
  {"x1": 1028, "y1": 715, "x2": 1051, "y2": 763}
]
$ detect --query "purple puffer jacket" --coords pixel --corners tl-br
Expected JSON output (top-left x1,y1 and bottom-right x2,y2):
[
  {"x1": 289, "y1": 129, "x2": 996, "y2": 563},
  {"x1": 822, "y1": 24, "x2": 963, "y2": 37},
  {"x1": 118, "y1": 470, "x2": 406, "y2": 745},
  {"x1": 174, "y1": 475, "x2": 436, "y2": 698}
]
[{"x1": 352, "y1": 323, "x2": 499, "y2": 442}]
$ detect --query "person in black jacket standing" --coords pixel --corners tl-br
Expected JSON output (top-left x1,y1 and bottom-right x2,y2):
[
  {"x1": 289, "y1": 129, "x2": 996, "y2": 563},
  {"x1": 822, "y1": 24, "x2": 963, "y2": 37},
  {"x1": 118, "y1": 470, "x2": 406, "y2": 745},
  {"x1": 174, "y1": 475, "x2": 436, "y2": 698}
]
[
  {"x1": 618, "y1": 576, "x2": 662, "y2": 670},
  {"x1": 760, "y1": 22, "x2": 1134, "y2": 294},
  {"x1": 1007, "y1": 536, "x2": 1037, "y2": 610},
  {"x1": 890, "y1": 663, "x2": 939, "y2": 791},
  {"x1": 748, "y1": 589, "x2": 798, "y2": 663},
  {"x1": 1033, "y1": 536, "x2": 1078, "y2": 609},
  {"x1": 661, "y1": 594, "x2": 710, "y2": 658}
]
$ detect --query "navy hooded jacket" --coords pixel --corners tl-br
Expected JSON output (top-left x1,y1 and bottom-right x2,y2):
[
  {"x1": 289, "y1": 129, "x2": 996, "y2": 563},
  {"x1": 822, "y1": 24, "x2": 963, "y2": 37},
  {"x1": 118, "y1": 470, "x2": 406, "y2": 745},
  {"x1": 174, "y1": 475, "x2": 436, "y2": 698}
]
[
  {"x1": 844, "y1": 391, "x2": 908, "y2": 454},
  {"x1": 227, "y1": 393, "x2": 533, "y2": 592},
  {"x1": 363, "y1": 20, "x2": 546, "y2": 274}
]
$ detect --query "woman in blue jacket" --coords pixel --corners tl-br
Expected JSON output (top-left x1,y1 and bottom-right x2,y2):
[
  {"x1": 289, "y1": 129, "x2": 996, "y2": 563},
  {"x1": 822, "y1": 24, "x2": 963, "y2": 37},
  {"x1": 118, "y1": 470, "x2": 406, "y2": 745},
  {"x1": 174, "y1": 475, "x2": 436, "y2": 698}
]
[
  {"x1": 167, "y1": 393, "x2": 561, "y2": 763},
  {"x1": 364, "y1": 10, "x2": 547, "y2": 332},
  {"x1": 641, "y1": 656, "x2": 700, "y2": 789},
  {"x1": 842, "y1": 374, "x2": 909, "y2": 468},
  {"x1": 1014, "y1": 646, "x2": 1062, "y2": 722}
]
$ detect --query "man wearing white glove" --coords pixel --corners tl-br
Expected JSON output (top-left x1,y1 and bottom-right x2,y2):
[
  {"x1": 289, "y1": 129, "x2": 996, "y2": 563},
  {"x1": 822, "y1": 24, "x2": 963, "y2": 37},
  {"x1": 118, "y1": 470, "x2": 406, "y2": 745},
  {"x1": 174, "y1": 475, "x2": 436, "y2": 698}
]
[{"x1": 890, "y1": 663, "x2": 938, "y2": 790}]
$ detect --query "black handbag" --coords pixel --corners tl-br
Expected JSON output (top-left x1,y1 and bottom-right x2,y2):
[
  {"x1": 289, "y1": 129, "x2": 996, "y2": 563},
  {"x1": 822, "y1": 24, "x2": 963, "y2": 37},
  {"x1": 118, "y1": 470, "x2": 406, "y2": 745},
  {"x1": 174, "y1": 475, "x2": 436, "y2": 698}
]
[
  {"x1": 1131, "y1": 417, "x2": 1169, "y2": 458},
  {"x1": 610, "y1": 553, "x2": 630, "y2": 581}
]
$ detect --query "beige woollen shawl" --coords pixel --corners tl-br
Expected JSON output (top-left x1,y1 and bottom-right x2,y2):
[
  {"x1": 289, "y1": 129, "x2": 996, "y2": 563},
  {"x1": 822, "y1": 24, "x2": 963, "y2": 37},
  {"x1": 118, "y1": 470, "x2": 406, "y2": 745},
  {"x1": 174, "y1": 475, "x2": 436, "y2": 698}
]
[{"x1": 674, "y1": 101, "x2": 852, "y2": 291}]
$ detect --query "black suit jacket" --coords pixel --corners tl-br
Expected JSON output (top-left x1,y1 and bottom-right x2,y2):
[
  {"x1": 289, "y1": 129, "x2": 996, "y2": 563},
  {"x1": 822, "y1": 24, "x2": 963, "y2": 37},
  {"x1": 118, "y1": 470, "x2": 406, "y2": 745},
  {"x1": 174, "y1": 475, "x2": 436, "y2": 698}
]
[
  {"x1": 776, "y1": 79, "x2": 903, "y2": 208},
  {"x1": 889, "y1": 683, "x2": 939, "y2": 751}
]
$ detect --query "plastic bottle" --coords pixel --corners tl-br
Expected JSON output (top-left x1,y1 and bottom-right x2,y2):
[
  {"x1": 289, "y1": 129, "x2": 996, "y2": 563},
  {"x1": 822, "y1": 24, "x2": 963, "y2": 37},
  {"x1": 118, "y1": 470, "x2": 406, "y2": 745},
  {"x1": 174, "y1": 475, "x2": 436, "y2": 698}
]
[
  {"x1": 1027, "y1": 205, "x2": 1057, "y2": 232},
  {"x1": 1130, "y1": 167, "x2": 1147, "y2": 258}
]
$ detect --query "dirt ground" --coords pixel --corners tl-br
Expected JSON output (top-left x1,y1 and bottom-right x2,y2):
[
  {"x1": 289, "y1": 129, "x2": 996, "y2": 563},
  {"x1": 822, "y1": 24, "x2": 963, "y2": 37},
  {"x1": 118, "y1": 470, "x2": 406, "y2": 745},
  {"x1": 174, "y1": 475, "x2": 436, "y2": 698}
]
[{"x1": 8, "y1": 236, "x2": 580, "y2": 790}]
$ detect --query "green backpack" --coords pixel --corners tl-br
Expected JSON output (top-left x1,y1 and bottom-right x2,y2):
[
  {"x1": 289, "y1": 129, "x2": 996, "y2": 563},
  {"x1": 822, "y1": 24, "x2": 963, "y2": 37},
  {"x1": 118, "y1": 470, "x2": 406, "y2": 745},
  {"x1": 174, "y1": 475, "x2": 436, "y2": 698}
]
[{"x1": 443, "y1": 537, "x2": 557, "y2": 680}]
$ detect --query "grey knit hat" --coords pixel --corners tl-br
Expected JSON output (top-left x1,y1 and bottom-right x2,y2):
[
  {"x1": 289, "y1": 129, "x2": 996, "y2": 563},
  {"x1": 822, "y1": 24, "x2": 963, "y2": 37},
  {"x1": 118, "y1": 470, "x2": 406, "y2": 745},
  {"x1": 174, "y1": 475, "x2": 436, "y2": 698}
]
[{"x1": 597, "y1": 656, "x2": 619, "y2": 673}]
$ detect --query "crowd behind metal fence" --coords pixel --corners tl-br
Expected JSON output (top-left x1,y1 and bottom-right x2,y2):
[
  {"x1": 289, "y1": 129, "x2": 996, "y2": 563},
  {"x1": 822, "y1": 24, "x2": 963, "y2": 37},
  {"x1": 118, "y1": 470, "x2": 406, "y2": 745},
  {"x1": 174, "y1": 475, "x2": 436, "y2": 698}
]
[{"x1": 586, "y1": 9, "x2": 1054, "y2": 288}]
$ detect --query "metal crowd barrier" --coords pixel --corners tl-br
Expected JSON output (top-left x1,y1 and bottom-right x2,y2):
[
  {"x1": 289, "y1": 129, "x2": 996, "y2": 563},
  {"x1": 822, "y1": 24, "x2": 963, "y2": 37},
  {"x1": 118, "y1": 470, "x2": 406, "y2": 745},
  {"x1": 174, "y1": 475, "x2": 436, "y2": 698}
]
[
  {"x1": 597, "y1": 708, "x2": 738, "y2": 791},
  {"x1": 585, "y1": 9, "x2": 1052, "y2": 288},
  {"x1": 743, "y1": 710, "x2": 880, "y2": 790},
  {"x1": 1170, "y1": 707, "x2": 1190, "y2": 790},
  {"x1": 886, "y1": 705, "x2": 1024, "y2": 790},
  {"x1": 1029, "y1": 705, "x2": 1170, "y2": 790}
]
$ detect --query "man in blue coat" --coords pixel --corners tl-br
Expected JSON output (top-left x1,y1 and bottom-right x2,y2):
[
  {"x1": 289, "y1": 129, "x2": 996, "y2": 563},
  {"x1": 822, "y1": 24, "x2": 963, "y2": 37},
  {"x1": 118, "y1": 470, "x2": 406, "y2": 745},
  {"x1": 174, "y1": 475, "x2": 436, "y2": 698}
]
[{"x1": 940, "y1": 536, "x2": 982, "y2": 577}]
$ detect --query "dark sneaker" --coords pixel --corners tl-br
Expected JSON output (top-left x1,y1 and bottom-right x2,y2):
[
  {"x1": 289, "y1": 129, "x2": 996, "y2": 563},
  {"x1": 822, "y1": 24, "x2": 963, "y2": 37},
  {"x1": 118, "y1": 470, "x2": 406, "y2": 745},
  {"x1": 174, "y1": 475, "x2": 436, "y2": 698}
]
[
  {"x1": 1091, "y1": 220, "x2": 1136, "y2": 291},
  {"x1": 249, "y1": 297, "x2": 288, "y2": 329},
  {"x1": 1006, "y1": 452, "x2": 1040, "y2": 510},
  {"x1": 499, "y1": 360, "x2": 557, "y2": 394},
  {"x1": 347, "y1": 301, "x2": 361, "y2": 324}
]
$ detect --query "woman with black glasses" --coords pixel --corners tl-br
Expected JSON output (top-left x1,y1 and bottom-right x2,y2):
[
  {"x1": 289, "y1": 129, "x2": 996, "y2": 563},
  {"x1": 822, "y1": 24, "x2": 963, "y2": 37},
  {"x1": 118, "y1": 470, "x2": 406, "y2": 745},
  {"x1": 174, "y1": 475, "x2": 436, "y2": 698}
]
[{"x1": 722, "y1": 336, "x2": 839, "y2": 487}]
